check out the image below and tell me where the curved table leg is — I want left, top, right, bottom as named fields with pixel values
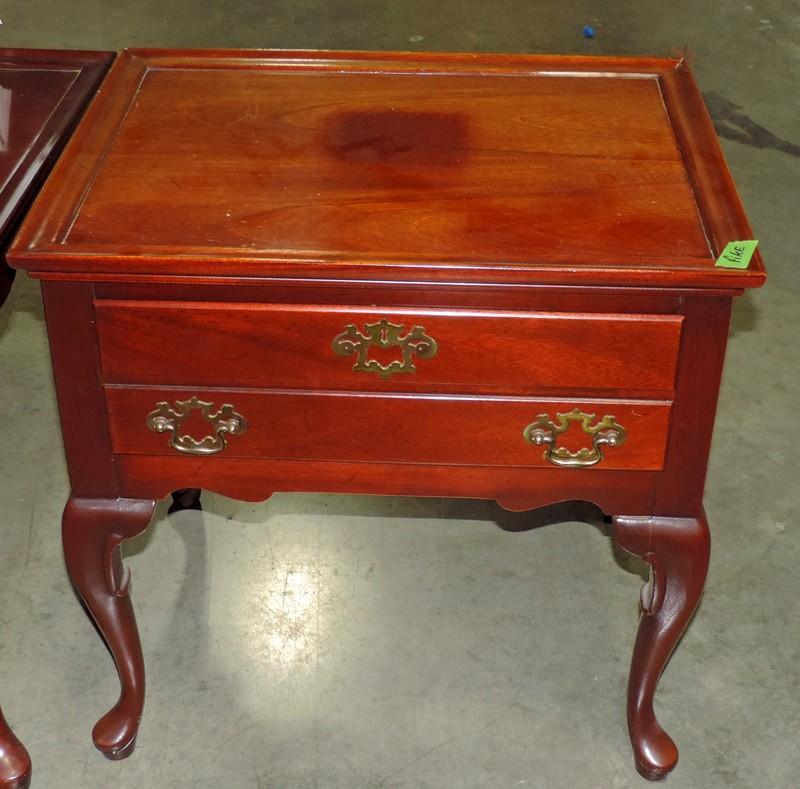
left=612, top=513, right=710, bottom=780
left=0, top=708, right=30, bottom=789
left=168, top=488, right=202, bottom=515
left=63, top=497, right=155, bottom=760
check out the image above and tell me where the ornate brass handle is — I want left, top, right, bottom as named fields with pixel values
left=146, top=396, right=247, bottom=456
left=523, top=408, right=626, bottom=468
left=332, top=319, right=438, bottom=380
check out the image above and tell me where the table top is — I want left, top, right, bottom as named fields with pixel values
left=9, top=49, right=764, bottom=289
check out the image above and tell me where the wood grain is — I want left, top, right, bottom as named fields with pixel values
left=95, top=301, right=682, bottom=395
left=7, top=49, right=765, bottom=289
left=105, top=387, right=672, bottom=471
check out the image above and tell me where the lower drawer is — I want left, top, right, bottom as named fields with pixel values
left=105, top=387, right=671, bottom=471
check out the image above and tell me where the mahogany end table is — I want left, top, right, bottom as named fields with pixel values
left=0, top=47, right=113, bottom=789
left=8, top=49, right=765, bottom=780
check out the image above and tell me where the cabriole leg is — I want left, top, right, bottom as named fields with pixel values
left=0, top=708, right=30, bottom=789
left=62, top=497, right=155, bottom=760
left=612, top=513, right=710, bottom=780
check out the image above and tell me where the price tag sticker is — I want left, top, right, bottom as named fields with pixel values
left=715, top=240, right=758, bottom=269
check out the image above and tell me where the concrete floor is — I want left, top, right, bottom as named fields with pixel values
left=1, top=1, right=798, bottom=787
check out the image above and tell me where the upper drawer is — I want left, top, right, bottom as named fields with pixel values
left=95, top=301, right=682, bottom=395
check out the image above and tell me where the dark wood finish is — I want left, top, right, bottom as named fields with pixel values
left=613, top=514, right=711, bottom=780
left=62, top=497, right=156, bottom=759
left=7, top=50, right=765, bottom=778
left=0, top=708, right=30, bottom=789
left=0, top=49, right=113, bottom=305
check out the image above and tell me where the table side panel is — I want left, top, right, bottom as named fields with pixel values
left=653, top=293, right=733, bottom=514
left=40, top=280, right=118, bottom=497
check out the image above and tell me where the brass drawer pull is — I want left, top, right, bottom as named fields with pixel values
left=146, top=396, right=247, bottom=456
left=523, top=408, right=626, bottom=468
left=332, top=319, right=438, bottom=380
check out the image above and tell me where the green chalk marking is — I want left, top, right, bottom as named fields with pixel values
left=715, top=240, right=758, bottom=269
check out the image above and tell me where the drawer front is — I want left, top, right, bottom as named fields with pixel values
left=105, top=387, right=672, bottom=471
left=96, top=301, right=682, bottom=395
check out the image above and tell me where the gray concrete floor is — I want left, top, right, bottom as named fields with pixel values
left=1, top=1, right=798, bottom=787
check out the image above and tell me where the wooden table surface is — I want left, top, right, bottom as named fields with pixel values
left=12, top=49, right=764, bottom=289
